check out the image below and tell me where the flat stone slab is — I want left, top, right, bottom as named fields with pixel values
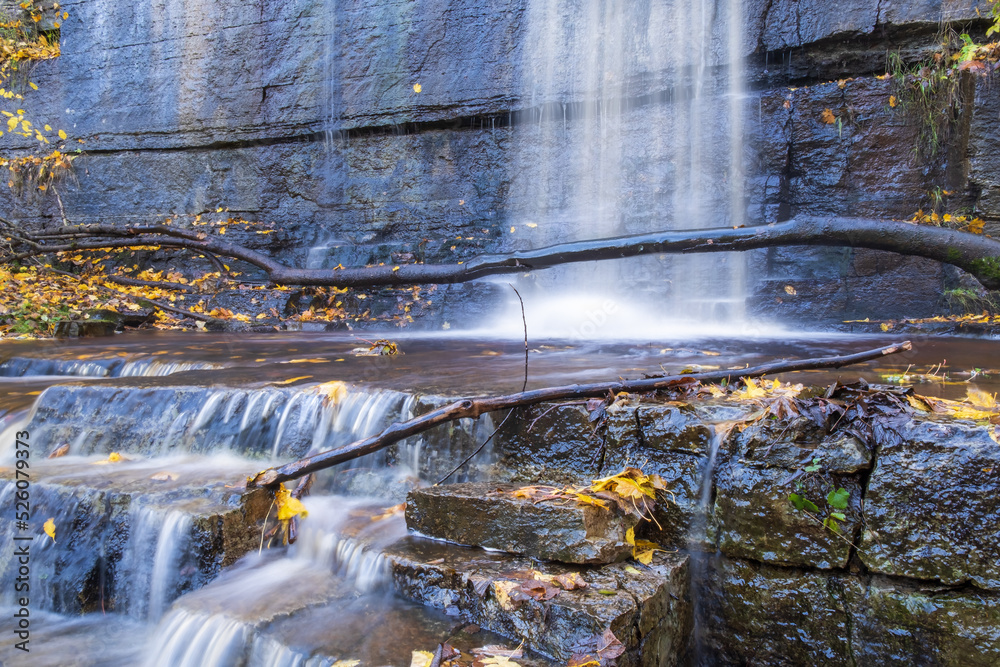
left=385, top=536, right=691, bottom=666
left=406, top=482, right=641, bottom=564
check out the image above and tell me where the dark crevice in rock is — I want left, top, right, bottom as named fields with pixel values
left=748, top=19, right=993, bottom=89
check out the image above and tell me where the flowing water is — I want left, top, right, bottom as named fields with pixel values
left=1, top=331, right=998, bottom=665
left=504, top=0, right=749, bottom=337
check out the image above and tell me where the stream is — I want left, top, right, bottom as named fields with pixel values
left=0, top=331, right=997, bottom=665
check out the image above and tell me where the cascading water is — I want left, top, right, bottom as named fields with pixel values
left=503, top=0, right=749, bottom=338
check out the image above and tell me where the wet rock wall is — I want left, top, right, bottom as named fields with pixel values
left=3, top=0, right=999, bottom=325
left=493, top=400, right=1000, bottom=664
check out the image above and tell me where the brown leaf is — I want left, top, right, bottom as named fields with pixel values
left=597, top=629, right=626, bottom=661
left=568, top=655, right=600, bottom=667
left=519, top=578, right=561, bottom=601
left=48, top=443, right=69, bottom=458
left=554, top=572, right=588, bottom=590
left=820, top=108, right=836, bottom=124
left=439, top=643, right=461, bottom=661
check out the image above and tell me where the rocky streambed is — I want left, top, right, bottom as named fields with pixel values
left=0, top=333, right=997, bottom=665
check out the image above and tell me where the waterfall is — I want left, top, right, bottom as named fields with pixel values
left=116, top=506, right=194, bottom=620
left=506, top=0, right=748, bottom=337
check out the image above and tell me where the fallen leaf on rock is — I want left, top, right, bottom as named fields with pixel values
left=568, top=654, right=600, bottom=667
left=331, top=661, right=360, bottom=667
left=493, top=580, right=521, bottom=611
left=476, top=657, right=521, bottom=667
left=410, top=650, right=435, bottom=667
left=43, top=517, right=56, bottom=543
left=519, top=577, right=560, bottom=601
left=48, top=443, right=69, bottom=458
left=597, top=629, right=625, bottom=661
left=820, top=108, right=836, bottom=124
left=554, top=572, right=588, bottom=590
left=149, top=471, right=178, bottom=482
left=439, top=643, right=461, bottom=661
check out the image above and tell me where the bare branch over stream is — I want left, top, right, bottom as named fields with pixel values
left=5, top=217, right=1000, bottom=290
left=247, top=341, right=912, bottom=488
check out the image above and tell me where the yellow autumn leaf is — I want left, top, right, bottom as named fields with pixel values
left=889, top=95, right=897, bottom=108
left=632, top=538, right=662, bottom=565
left=272, top=376, right=313, bottom=385
left=43, top=517, right=56, bottom=543
left=29, top=82, right=37, bottom=90
left=571, top=492, right=609, bottom=509
left=481, top=657, right=521, bottom=667
left=275, top=483, right=309, bottom=521
left=410, top=651, right=434, bottom=667
left=313, top=380, right=348, bottom=402
left=413, top=83, right=422, bottom=93
left=493, top=580, right=520, bottom=611
left=967, top=388, right=998, bottom=409
left=733, top=377, right=768, bottom=400
left=58, top=129, right=67, bottom=140
left=820, top=108, right=836, bottom=124
left=949, top=406, right=995, bottom=421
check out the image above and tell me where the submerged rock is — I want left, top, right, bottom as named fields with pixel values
left=386, top=535, right=691, bottom=666
left=406, top=482, right=639, bottom=564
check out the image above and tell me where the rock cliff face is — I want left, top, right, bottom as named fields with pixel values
left=3, top=0, right=998, bottom=324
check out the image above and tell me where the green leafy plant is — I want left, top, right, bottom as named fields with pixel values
left=787, top=457, right=852, bottom=536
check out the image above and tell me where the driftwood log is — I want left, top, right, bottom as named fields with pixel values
left=247, top=341, right=912, bottom=488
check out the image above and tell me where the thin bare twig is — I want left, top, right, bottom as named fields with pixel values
left=435, top=284, right=530, bottom=485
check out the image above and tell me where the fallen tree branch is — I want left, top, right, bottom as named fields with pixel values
left=4, top=217, right=1000, bottom=289
left=247, top=341, right=912, bottom=488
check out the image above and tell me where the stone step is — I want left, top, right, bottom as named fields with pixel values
left=0, top=456, right=270, bottom=616
left=406, top=482, right=643, bottom=564
left=385, top=535, right=691, bottom=666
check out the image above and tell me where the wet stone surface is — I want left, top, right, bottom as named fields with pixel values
left=495, top=404, right=606, bottom=486
left=696, top=555, right=1000, bottom=666
left=0, top=459, right=270, bottom=614
left=385, top=536, right=691, bottom=666
left=604, top=404, right=720, bottom=549
left=406, top=482, right=639, bottom=564
left=860, top=417, right=1000, bottom=590
left=712, top=463, right=862, bottom=569
left=712, top=416, right=866, bottom=569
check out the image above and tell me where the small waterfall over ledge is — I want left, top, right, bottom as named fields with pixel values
left=503, top=0, right=749, bottom=337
